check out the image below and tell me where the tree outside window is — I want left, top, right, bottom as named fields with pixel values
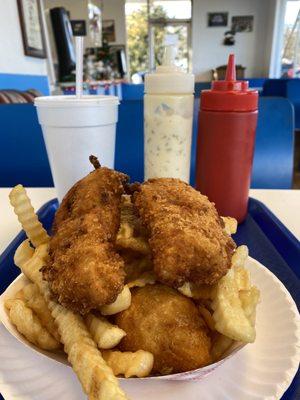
left=126, top=2, right=191, bottom=79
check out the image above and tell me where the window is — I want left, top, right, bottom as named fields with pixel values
left=149, top=1, right=192, bottom=19
left=281, top=1, right=300, bottom=77
left=125, top=0, right=192, bottom=80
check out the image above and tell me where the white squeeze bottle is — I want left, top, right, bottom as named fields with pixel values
left=144, top=45, right=195, bottom=182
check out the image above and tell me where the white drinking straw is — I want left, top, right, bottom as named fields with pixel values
left=75, top=36, right=84, bottom=98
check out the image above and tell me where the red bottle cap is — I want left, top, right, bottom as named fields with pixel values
left=201, top=54, right=258, bottom=112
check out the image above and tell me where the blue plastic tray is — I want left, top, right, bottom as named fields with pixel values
left=0, top=197, right=299, bottom=400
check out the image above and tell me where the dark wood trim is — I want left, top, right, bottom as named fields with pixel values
left=17, top=0, right=46, bottom=59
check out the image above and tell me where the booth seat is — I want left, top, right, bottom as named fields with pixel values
left=261, top=79, right=289, bottom=97
left=286, top=79, right=300, bottom=130
left=0, top=73, right=49, bottom=96
left=0, top=97, right=294, bottom=190
left=262, top=78, right=300, bottom=129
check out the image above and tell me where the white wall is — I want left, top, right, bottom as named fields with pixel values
left=192, top=0, right=276, bottom=81
left=0, top=0, right=47, bottom=75
left=102, top=0, right=126, bottom=45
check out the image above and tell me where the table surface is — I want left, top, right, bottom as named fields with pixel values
left=0, top=188, right=299, bottom=254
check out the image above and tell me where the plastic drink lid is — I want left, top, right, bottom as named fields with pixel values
left=145, top=45, right=194, bottom=94
left=34, top=95, right=119, bottom=108
left=201, top=54, right=258, bottom=112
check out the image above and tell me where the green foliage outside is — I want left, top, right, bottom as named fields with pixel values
left=126, top=5, right=188, bottom=77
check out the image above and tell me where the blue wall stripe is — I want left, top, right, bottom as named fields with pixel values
left=0, top=73, right=49, bottom=95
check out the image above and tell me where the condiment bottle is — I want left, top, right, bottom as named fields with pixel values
left=144, top=45, right=195, bottom=182
left=195, top=54, right=258, bottom=223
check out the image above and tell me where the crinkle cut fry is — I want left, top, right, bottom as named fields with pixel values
left=18, top=283, right=61, bottom=342
left=85, top=314, right=126, bottom=350
left=6, top=298, right=60, bottom=350
left=14, top=240, right=128, bottom=400
left=102, top=350, right=154, bottom=378
left=9, top=184, right=49, bottom=247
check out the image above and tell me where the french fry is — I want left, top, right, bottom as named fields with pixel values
left=232, top=246, right=250, bottom=290
left=116, top=195, right=150, bottom=254
left=199, top=304, right=215, bottom=331
left=100, top=286, right=131, bottom=316
left=17, top=282, right=39, bottom=299
left=8, top=298, right=60, bottom=350
left=4, top=299, right=16, bottom=310
left=221, top=216, right=238, bottom=235
left=102, top=350, right=154, bottom=378
left=51, top=303, right=127, bottom=399
left=10, top=284, right=60, bottom=342
left=18, top=283, right=60, bottom=342
left=231, top=245, right=248, bottom=269
left=177, top=282, right=193, bottom=297
left=9, top=185, right=49, bottom=248
left=212, top=270, right=256, bottom=343
left=14, top=239, right=34, bottom=268
left=116, top=235, right=150, bottom=255
left=234, top=266, right=251, bottom=291
left=178, top=282, right=213, bottom=300
left=15, top=240, right=128, bottom=400
left=211, top=333, right=233, bottom=362
left=85, top=314, right=126, bottom=350
left=239, top=286, right=260, bottom=326
left=14, top=241, right=48, bottom=288
left=127, top=271, right=156, bottom=288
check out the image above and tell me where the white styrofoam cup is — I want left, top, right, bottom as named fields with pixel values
left=35, top=95, right=119, bottom=201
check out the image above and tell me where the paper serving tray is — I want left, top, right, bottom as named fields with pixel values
left=0, top=197, right=299, bottom=398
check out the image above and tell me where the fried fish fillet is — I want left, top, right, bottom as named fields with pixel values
left=133, top=178, right=236, bottom=287
left=43, top=160, right=128, bottom=314
left=116, top=284, right=211, bottom=374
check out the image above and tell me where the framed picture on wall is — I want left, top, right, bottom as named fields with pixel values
left=207, top=12, right=228, bottom=27
left=232, top=16, right=254, bottom=33
left=17, top=0, right=46, bottom=58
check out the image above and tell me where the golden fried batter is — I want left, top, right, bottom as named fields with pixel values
left=116, top=284, right=211, bottom=374
left=133, top=178, right=235, bottom=287
left=119, top=249, right=153, bottom=284
left=43, top=162, right=128, bottom=314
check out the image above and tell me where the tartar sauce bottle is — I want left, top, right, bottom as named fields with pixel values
left=144, top=45, right=195, bottom=182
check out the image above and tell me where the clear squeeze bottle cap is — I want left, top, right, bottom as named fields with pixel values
left=145, top=45, right=194, bottom=94
left=201, top=54, right=258, bottom=112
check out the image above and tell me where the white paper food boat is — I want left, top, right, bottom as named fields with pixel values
left=0, top=273, right=246, bottom=382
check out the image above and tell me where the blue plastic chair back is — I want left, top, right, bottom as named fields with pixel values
left=0, top=96, right=294, bottom=189
left=286, top=79, right=300, bottom=129
left=194, top=82, right=211, bottom=98
left=115, top=99, right=144, bottom=182
left=120, top=83, right=144, bottom=100
left=261, top=79, right=288, bottom=97
left=0, top=104, right=53, bottom=187
left=246, top=78, right=266, bottom=89
left=251, top=97, right=294, bottom=188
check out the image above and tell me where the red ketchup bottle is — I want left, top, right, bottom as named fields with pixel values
left=195, top=54, right=258, bottom=223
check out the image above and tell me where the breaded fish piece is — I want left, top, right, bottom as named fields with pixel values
left=43, top=160, right=128, bottom=314
left=116, top=284, right=211, bottom=374
left=133, top=178, right=235, bottom=287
